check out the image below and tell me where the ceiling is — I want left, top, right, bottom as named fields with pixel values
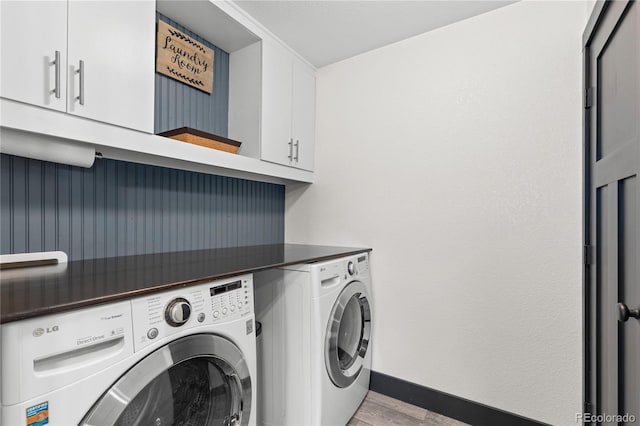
left=235, top=1, right=516, bottom=68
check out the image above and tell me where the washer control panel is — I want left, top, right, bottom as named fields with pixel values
left=210, top=278, right=249, bottom=320
left=131, top=274, right=253, bottom=351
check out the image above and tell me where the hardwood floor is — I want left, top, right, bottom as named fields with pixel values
left=348, top=391, right=469, bottom=426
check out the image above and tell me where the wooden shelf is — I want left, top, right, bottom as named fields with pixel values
left=158, top=127, right=242, bottom=154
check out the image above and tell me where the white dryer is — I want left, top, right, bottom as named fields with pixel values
left=1, top=274, right=257, bottom=426
left=255, top=253, right=373, bottom=426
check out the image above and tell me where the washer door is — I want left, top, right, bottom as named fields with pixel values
left=80, top=334, right=252, bottom=426
left=325, top=280, right=372, bottom=388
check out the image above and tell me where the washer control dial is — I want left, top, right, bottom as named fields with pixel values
left=165, top=297, right=192, bottom=327
left=347, top=261, right=355, bottom=276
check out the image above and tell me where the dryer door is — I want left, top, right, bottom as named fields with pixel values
left=325, top=280, right=372, bottom=388
left=80, top=334, right=252, bottom=426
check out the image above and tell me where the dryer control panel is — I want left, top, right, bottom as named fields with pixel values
left=131, top=274, right=253, bottom=352
left=316, top=253, right=370, bottom=281
left=355, top=253, right=370, bottom=275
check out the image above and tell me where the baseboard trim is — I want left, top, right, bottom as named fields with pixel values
left=369, top=371, right=548, bottom=426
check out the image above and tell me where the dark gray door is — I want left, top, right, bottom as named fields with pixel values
left=585, top=0, right=639, bottom=422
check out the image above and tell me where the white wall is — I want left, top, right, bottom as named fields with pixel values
left=285, top=2, right=592, bottom=425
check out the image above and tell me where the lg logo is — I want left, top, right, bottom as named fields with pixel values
left=32, top=326, right=59, bottom=337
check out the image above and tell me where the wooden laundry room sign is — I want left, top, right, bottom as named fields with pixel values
left=156, top=20, right=214, bottom=94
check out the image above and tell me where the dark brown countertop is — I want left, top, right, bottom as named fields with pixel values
left=0, top=244, right=371, bottom=323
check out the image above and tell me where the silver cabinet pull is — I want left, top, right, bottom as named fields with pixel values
left=294, top=140, right=299, bottom=162
left=287, top=138, right=293, bottom=161
left=52, top=51, right=61, bottom=99
left=76, top=60, right=84, bottom=105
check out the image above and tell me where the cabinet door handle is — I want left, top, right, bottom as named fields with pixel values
left=52, top=51, right=61, bottom=99
left=288, top=138, right=293, bottom=161
left=76, top=60, right=85, bottom=105
left=294, top=140, right=299, bottom=162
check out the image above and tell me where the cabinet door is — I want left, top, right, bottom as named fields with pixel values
left=0, top=1, right=67, bottom=112
left=291, top=60, right=315, bottom=171
left=67, top=0, right=154, bottom=133
left=261, top=39, right=293, bottom=166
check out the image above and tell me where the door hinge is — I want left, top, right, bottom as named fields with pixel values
left=584, top=245, right=595, bottom=265
left=584, top=87, right=593, bottom=109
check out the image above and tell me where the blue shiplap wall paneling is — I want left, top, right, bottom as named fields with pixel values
left=0, top=154, right=285, bottom=261
left=155, top=13, right=230, bottom=137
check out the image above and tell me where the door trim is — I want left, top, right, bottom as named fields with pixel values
left=582, top=0, right=635, bottom=418
left=583, top=2, right=608, bottom=417
left=582, top=3, right=605, bottom=416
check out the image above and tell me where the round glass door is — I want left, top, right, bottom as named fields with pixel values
left=81, top=334, right=252, bottom=426
left=325, top=281, right=371, bottom=388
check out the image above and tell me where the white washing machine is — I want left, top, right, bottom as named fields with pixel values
left=1, top=274, right=257, bottom=426
left=255, top=253, right=373, bottom=426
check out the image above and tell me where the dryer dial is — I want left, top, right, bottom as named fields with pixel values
left=165, top=298, right=192, bottom=327
left=347, top=261, right=355, bottom=276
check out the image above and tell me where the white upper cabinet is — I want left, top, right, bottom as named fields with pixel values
left=0, top=1, right=68, bottom=112
left=262, top=40, right=294, bottom=166
left=0, top=0, right=315, bottom=185
left=291, top=61, right=316, bottom=171
left=261, top=39, right=315, bottom=171
left=0, top=1, right=154, bottom=133
left=67, top=1, right=155, bottom=133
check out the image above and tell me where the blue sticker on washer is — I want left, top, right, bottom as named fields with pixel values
left=26, top=401, right=49, bottom=426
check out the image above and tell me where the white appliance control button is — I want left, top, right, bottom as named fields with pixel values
left=165, top=298, right=192, bottom=327
left=147, top=328, right=158, bottom=339
left=213, top=311, right=220, bottom=318
left=230, top=305, right=236, bottom=312
left=238, top=302, right=243, bottom=308
left=222, top=307, right=228, bottom=315
left=197, top=313, right=205, bottom=323
left=347, top=261, right=355, bottom=275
